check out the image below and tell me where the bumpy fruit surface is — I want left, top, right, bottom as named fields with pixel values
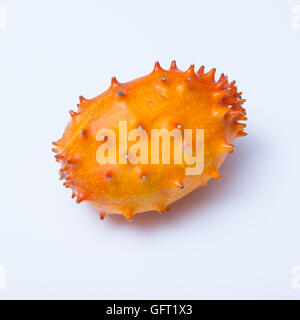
left=53, top=61, right=247, bottom=221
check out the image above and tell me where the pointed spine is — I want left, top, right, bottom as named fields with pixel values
left=185, top=64, right=195, bottom=76
left=233, top=98, right=246, bottom=106
left=224, top=80, right=236, bottom=89
left=52, top=141, right=60, bottom=147
left=153, top=61, right=163, bottom=72
left=234, top=122, right=247, bottom=131
left=225, top=109, right=241, bottom=121
left=216, top=74, right=228, bottom=89
left=76, top=193, right=87, bottom=204
left=197, top=66, right=205, bottom=75
left=121, top=208, right=135, bottom=221
left=60, top=165, right=69, bottom=172
left=99, top=212, right=106, bottom=220
left=208, top=167, right=222, bottom=179
left=202, top=68, right=216, bottom=82
left=79, top=96, right=87, bottom=104
left=69, top=110, right=78, bottom=117
left=221, top=143, right=234, bottom=153
left=110, top=76, right=120, bottom=88
left=170, top=60, right=178, bottom=71
left=236, top=131, right=247, bottom=137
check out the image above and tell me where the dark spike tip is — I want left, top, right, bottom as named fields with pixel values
left=186, top=64, right=195, bottom=75
left=99, top=212, right=106, bottom=220
left=52, top=141, right=59, bottom=147
left=153, top=61, right=163, bottom=72
left=111, top=76, right=120, bottom=88
left=79, top=96, right=87, bottom=103
left=170, top=60, right=178, bottom=70
left=197, top=66, right=205, bottom=75
left=69, top=110, right=77, bottom=117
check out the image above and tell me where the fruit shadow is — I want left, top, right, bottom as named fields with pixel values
left=105, top=135, right=254, bottom=229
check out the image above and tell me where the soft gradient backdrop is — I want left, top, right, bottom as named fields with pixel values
left=0, top=0, right=299, bottom=299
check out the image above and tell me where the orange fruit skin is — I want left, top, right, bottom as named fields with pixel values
left=53, top=61, right=247, bottom=221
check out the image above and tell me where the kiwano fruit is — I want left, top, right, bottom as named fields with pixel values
left=53, top=61, right=247, bottom=221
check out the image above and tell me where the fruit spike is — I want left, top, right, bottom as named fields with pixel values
left=170, top=60, right=178, bottom=71
left=53, top=61, right=247, bottom=222
left=110, top=76, right=120, bottom=88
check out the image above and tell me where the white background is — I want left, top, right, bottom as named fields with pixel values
left=0, top=0, right=300, bottom=299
